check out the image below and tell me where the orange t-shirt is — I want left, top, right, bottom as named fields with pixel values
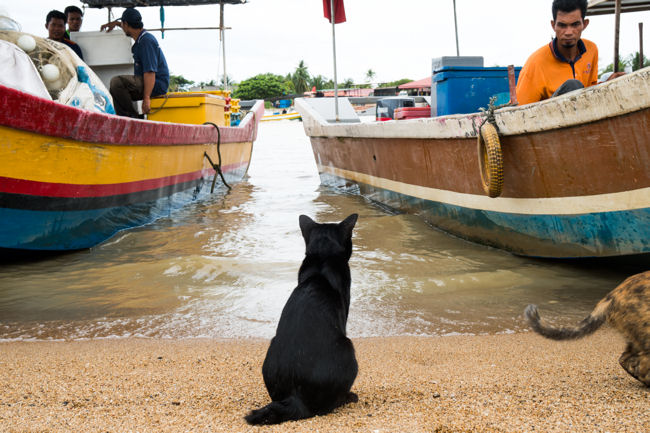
left=516, top=38, right=598, bottom=105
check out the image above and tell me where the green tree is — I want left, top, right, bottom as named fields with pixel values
left=292, top=60, right=310, bottom=94
left=309, top=74, right=329, bottom=90
left=365, top=69, right=376, bottom=84
left=219, top=75, right=236, bottom=89
left=600, top=51, right=650, bottom=77
left=169, top=74, right=194, bottom=92
left=284, top=74, right=296, bottom=93
left=385, top=78, right=413, bottom=87
left=198, top=79, right=217, bottom=88
left=626, top=52, right=650, bottom=71
left=233, top=73, right=290, bottom=100
left=341, top=78, right=354, bottom=88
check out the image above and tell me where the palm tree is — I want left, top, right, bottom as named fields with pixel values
left=198, top=79, right=217, bottom=89
left=219, top=75, right=235, bottom=90
left=292, top=60, right=310, bottom=94
left=341, top=78, right=354, bottom=89
left=365, top=69, right=376, bottom=84
left=309, top=75, right=328, bottom=91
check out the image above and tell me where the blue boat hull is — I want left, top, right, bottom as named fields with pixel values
left=322, top=173, right=650, bottom=259
left=0, top=180, right=215, bottom=251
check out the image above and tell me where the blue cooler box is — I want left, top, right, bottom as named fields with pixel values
left=431, top=66, right=521, bottom=116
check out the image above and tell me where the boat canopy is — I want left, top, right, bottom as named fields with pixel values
left=587, top=0, right=650, bottom=15
left=80, top=0, right=246, bottom=8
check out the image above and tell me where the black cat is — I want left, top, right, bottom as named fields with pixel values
left=244, top=214, right=359, bottom=425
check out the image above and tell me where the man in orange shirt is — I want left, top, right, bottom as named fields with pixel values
left=516, top=0, right=623, bottom=105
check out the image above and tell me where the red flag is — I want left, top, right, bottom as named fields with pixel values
left=323, top=0, right=346, bottom=24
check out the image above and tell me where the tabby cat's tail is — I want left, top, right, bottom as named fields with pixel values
left=524, top=299, right=610, bottom=340
left=244, top=395, right=311, bottom=425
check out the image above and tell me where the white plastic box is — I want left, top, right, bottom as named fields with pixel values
left=71, top=30, right=133, bottom=89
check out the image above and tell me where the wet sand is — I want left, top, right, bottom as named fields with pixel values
left=1, top=330, right=648, bottom=432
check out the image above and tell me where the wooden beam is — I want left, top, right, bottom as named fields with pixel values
left=641, top=22, right=645, bottom=70
left=614, top=0, right=622, bottom=72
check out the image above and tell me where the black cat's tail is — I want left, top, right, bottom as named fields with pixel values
left=524, top=299, right=609, bottom=340
left=244, top=395, right=311, bottom=425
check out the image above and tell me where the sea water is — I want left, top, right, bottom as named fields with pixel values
left=0, top=121, right=645, bottom=341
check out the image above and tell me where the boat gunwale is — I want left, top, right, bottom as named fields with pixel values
left=0, top=84, right=264, bottom=147
left=296, top=66, right=650, bottom=139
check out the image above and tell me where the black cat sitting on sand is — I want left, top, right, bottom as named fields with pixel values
left=245, top=214, right=359, bottom=425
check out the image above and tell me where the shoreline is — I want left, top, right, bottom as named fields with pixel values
left=1, top=330, right=648, bottom=432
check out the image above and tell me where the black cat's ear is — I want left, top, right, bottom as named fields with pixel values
left=299, top=215, right=317, bottom=241
left=339, top=213, right=358, bottom=239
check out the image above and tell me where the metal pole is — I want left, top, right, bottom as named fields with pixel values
left=640, top=22, right=645, bottom=70
left=220, top=1, right=228, bottom=91
left=453, top=0, right=460, bottom=56
left=614, top=0, right=621, bottom=72
left=331, top=0, right=339, bottom=122
left=147, top=27, right=223, bottom=32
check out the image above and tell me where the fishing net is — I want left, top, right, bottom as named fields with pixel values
left=0, top=30, right=114, bottom=113
left=0, top=30, right=77, bottom=100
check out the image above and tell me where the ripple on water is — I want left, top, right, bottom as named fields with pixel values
left=0, top=121, right=645, bottom=341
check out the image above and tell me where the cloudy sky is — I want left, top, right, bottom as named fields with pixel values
left=3, top=0, right=649, bottom=85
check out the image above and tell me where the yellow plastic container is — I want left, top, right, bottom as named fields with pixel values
left=197, top=90, right=238, bottom=117
left=149, top=92, right=228, bottom=126
left=230, top=98, right=240, bottom=114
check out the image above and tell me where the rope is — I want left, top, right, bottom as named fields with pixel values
left=477, top=94, right=518, bottom=137
left=147, top=92, right=170, bottom=116
left=202, top=122, right=231, bottom=192
left=479, top=96, right=501, bottom=129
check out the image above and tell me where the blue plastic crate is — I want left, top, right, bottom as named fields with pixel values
left=431, top=66, right=521, bottom=116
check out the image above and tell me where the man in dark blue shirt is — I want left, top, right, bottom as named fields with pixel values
left=101, top=8, right=169, bottom=118
left=45, top=10, right=84, bottom=60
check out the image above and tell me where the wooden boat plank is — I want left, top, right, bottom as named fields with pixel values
left=296, top=68, right=650, bottom=258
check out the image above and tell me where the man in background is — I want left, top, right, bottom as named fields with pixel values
left=64, top=5, right=83, bottom=39
left=45, top=9, right=83, bottom=60
left=516, top=0, right=623, bottom=105
left=101, top=8, right=169, bottom=118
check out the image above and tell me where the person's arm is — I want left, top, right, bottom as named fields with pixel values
left=142, top=71, right=156, bottom=114
left=100, top=20, right=121, bottom=32
left=606, top=72, right=626, bottom=81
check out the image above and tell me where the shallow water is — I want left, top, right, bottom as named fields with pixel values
left=0, top=120, right=646, bottom=341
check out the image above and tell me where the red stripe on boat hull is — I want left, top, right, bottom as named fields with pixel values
left=0, top=162, right=247, bottom=198
left=0, top=85, right=258, bottom=146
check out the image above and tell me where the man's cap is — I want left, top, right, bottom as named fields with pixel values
left=119, top=8, right=142, bottom=26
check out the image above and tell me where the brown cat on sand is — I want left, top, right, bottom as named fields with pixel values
left=525, top=270, right=650, bottom=386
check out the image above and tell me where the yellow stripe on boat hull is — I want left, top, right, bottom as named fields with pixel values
left=0, top=125, right=252, bottom=185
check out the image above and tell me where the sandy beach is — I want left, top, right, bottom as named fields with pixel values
left=1, top=330, right=648, bottom=432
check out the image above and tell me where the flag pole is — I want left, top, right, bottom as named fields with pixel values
left=453, top=0, right=459, bottom=56
left=220, top=1, right=228, bottom=91
left=331, top=0, right=339, bottom=122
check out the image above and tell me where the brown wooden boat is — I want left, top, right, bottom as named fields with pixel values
left=296, top=67, right=650, bottom=258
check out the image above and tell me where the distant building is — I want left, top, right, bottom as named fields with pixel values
left=373, top=87, right=398, bottom=97
left=305, top=88, right=374, bottom=98
left=397, top=77, right=431, bottom=96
